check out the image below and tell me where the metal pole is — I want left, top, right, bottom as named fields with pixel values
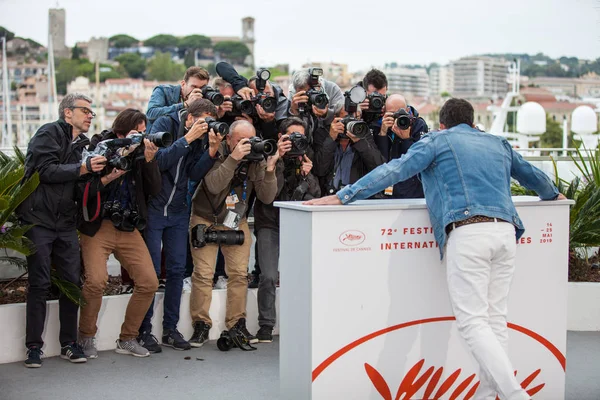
left=2, top=36, right=13, bottom=147
left=562, top=118, right=568, bottom=157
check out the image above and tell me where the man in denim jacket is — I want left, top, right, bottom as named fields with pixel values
left=307, top=98, right=566, bottom=400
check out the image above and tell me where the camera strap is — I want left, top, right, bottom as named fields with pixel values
left=82, top=180, right=101, bottom=222
left=202, top=183, right=228, bottom=224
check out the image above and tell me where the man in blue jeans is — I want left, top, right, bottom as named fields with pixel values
left=137, top=99, right=223, bottom=351
left=306, top=98, right=566, bottom=400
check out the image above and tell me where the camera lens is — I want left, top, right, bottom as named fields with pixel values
left=206, top=229, right=245, bottom=246
left=145, top=132, right=173, bottom=147
left=396, top=115, right=411, bottom=130
left=260, top=96, right=277, bottom=113
left=205, top=117, right=229, bottom=137
left=205, top=91, right=224, bottom=106
left=108, top=156, right=131, bottom=171
left=347, top=120, right=369, bottom=139
left=311, top=93, right=328, bottom=109
left=371, top=97, right=384, bottom=109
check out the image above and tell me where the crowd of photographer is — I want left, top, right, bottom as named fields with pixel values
left=18, top=62, right=430, bottom=366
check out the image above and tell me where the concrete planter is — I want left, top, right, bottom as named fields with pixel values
left=0, top=288, right=279, bottom=364
left=568, top=282, right=600, bottom=331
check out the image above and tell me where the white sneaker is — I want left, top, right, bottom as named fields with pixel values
left=214, top=276, right=228, bottom=290
left=182, top=277, right=192, bottom=293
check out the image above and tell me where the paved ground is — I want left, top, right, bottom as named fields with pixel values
left=0, top=333, right=598, bottom=399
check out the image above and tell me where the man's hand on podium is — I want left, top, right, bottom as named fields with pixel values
left=303, top=195, right=342, bottom=206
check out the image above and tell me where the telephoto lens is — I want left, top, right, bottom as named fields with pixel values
left=202, top=86, right=225, bottom=106
left=204, top=117, right=229, bottom=137
left=145, top=131, right=173, bottom=147
left=346, top=120, right=370, bottom=139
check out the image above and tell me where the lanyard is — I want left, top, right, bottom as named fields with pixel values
left=232, top=179, right=248, bottom=202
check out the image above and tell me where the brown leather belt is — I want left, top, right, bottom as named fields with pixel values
left=445, top=215, right=507, bottom=235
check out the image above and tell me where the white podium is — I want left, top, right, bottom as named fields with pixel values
left=276, top=197, right=571, bottom=400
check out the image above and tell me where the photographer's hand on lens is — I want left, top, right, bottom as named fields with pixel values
left=217, top=100, right=233, bottom=119
left=256, top=104, right=275, bottom=122
left=185, top=119, right=208, bottom=144
left=231, top=138, right=252, bottom=161
left=185, top=89, right=203, bottom=107
left=300, top=154, right=313, bottom=176
left=290, top=91, right=309, bottom=115
left=329, top=117, right=345, bottom=141
left=392, top=122, right=411, bottom=139
left=312, top=104, right=328, bottom=118
left=143, top=139, right=159, bottom=162
left=380, top=112, right=395, bottom=136
left=80, top=155, right=107, bottom=175
left=101, top=167, right=127, bottom=186
left=208, top=129, right=222, bottom=158
left=278, top=135, right=292, bottom=158
left=346, top=131, right=361, bottom=143
left=237, top=87, right=255, bottom=101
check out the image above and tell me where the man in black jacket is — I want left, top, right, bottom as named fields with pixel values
left=374, top=94, right=428, bottom=199
left=253, top=117, right=320, bottom=342
left=77, top=109, right=161, bottom=359
left=313, top=105, right=386, bottom=196
left=17, top=93, right=106, bottom=368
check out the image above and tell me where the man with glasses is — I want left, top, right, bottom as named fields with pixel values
left=374, top=94, right=428, bottom=199
left=17, top=93, right=106, bottom=367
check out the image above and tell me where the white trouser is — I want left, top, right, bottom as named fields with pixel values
left=445, top=221, right=530, bottom=400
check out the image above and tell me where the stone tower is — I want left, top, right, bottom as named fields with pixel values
left=48, top=8, right=69, bottom=59
left=241, top=17, right=255, bottom=68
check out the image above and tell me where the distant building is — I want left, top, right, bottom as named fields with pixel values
left=301, top=62, right=352, bottom=89
left=429, top=65, right=453, bottom=96
left=48, top=8, right=70, bottom=59
left=451, top=56, right=508, bottom=98
left=383, top=67, right=430, bottom=97
left=1, top=60, right=48, bottom=85
left=528, top=73, right=600, bottom=98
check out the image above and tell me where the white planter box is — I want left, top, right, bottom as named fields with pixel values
left=0, top=288, right=279, bottom=364
left=568, top=282, right=600, bottom=331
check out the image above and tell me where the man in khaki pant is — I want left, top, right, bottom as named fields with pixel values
left=77, top=109, right=161, bottom=358
left=189, top=120, right=279, bottom=348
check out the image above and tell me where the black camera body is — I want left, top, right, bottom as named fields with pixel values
left=299, top=67, right=328, bottom=114
left=393, top=109, right=414, bottom=130
left=191, top=224, right=245, bottom=248
left=243, top=137, right=277, bottom=162
left=201, top=86, right=224, bottom=106
left=204, top=117, right=229, bottom=137
left=103, top=200, right=146, bottom=232
left=362, top=92, right=386, bottom=123
left=228, top=69, right=277, bottom=117
left=284, top=132, right=309, bottom=158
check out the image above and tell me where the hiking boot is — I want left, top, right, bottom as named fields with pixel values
left=115, top=339, right=150, bottom=357
left=24, top=346, right=43, bottom=368
left=189, top=321, right=210, bottom=348
left=162, top=329, right=191, bottom=351
left=256, top=326, right=273, bottom=343
left=235, top=318, right=258, bottom=344
left=137, top=331, right=162, bottom=354
left=78, top=336, right=98, bottom=359
left=60, top=342, right=87, bottom=363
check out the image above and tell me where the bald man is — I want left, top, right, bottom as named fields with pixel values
left=188, top=120, right=279, bottom=348
left=374, top=94, right=429, bottom=199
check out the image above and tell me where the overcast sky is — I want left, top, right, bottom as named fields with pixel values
left=1, top=0, right=598, bottom=72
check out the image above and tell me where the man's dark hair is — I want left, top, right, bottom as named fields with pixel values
left=183, top=66, right=209, bottom=83
left=362, top=69, right=388, bottom=91
left=439, top=98, right=474, bottom=129
left=187, top=99, right=217, bottom=117
left=279, top=117, right=307, bottom=134
left=112, top=109, right=147, bottom=136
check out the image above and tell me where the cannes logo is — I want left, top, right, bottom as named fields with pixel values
left=339, top=230, right=366, bottom=246
left=312, top=317, right=566, bottom=399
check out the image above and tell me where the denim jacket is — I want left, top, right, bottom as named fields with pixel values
left=146, top=84, right=183, bottom=134
left=336, top=124, right=559, bottom=258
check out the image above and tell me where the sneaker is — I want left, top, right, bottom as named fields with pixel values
left=214, top=276, right=228, bottom=290
left=120, top=284, right=134, bottom=294
left=60, top=342, right=87, bottom=363
left=182, top=277, right=192, bottom=293
left=256, top=326, right=273, bottom=343
left=137, top=331, right=162, bottom=354
left=78, top=336, right=98, bottom=359
left=248, top=274, right=259, bottom=289
left=115, top=339, right=150, bottom=357
left=189, top=321, right=211, bottom=348
left=24, top=346, right=43, bottom=368
left=162, top=329, right=191, bottom=351
left=235, top=318, right=258, bottom=344
left=157, top=278, right=166, bottom=292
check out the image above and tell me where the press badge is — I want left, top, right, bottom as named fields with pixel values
left=384, top=186, right=393, bottom=196
left=226, top=194, right=239, bottom=210
left=223, top=210, right=241, bottom=230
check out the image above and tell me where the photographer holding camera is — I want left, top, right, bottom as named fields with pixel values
left=136, top=99, right=224, bottom=353
left=17, top=93, right=106, bottom=367
left=375, top=94, right=428, bottom=199
left=188, top=120, right=279, bottom=348
left=215, top=62, right=289, bottom=140
left=358, top=69, right=388, bottom=136
left=287, top=68, right=344, bottom=137
left=313, top=91, right=385, bottom=196
left=77, top=109, right=162, bottom=359
left=146, top=67, right=210, bottom=133
left=252, top=117, right=320, bottom=342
